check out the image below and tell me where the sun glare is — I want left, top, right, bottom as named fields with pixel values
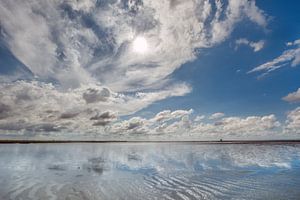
left=132, top=36, right=148, bottom=54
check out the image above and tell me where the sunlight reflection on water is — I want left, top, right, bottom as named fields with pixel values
left=0, top=143, right=300, bottom=200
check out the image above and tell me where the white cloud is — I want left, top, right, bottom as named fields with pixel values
left=67, top=0, right=96, bottom=12
left=108, top=117, right=150, bottom=135
left=0, top=0, right=272, bottom=138
left=191, top=114, right=281, bottom=139
left=151, top=109, right=193, bottom=123
left=286, top=39, right=300, bottom=46
left=219, top=115, right=280, bottom=134
left=108, top=109, right=194, bottom=136
left=0, top=81, right=190, bottom=135
left=249, top=38, right=300, bottom=74
left=106, top=111, right=282, bottom=139
left=284, top=107, right=300, bottom=134
left=160, top=115, right=192, bottom=134
left=194, top=115, right=205, bottom=122
left=235, top=38, right=265, bottom=52
left=283, top=88, right=300, bottom=103
left=0, top=86, right=294, bottom=139
left=0, top=0, right=267, bottom=91
left=209, top=112, right=225, bottom=120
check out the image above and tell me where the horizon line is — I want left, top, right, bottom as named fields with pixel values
left=0, top=139, right=300, bottom=144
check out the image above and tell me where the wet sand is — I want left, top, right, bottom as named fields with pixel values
left=1, top=143, right=300, bottom=199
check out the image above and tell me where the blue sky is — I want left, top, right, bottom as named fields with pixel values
left=137, top=1, right=300, bottom=120
left=0, top=0, right=300, bottom=140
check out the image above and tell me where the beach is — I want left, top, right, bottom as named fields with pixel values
left=0, top=142, right=300, bottom=199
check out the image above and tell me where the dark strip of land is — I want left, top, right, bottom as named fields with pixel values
left=0, top=140, right=300, bottom=144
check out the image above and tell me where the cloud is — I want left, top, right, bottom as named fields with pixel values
left=90, top=111, right=116, bottom=121
left=286, top=39, right=300, bottom=46
left=0, top=0, right=271, bottom=138
left=218, top=115, right=280, bottom=134
left=60, top=111, right=80, bottom=119
left=192, top=114, right=281, bottom=138
left=108, top=109, right=193, bottom=136
left=282, top=88, right=300, bottom=103
left=209, top=112, right=225, bottom=120
left=194, top=115, right=205, bottom=122
left=0, top=85, right=293, bottom=139
left=83, top=88, right=111, bottom=104
left=160, top=115, right=192, bottom=134
left=109, top=117, right=150, bottom=135
left=0, top=0, right=267, bottom=91
left=0, top=80, right=285, bottom=139
left=151, top=109, right=193, bottom=122
left=235, top=38, right=265, bottom=52
left=106, top=110, right=282, bottom=139
left=90, top=111, right=117, bottom=126
left=0, top=103, right=11, bottom=120
left=0, top=81, right=189, bottom=134
left=284, top=107, right=300, bottom=134
left=249, top=38, right=300, bottom=74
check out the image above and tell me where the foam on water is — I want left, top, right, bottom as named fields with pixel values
left=0, top=143, right=300, bottom=200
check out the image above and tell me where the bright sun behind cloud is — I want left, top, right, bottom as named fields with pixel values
left=132, top=36, right=148, bottom=54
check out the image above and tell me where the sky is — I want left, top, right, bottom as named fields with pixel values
left=0, top=0, right=300, bottom=140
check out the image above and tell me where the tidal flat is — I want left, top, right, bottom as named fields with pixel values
left=0, top=143, right=300, bottom=200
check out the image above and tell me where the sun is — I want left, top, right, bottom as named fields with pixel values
left=132, top=36, right=148, bottom=54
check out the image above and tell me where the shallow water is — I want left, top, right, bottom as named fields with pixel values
left=0, top=143, right=300, bottom=200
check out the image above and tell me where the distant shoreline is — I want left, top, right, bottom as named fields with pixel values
left=0, top=140, right=300, bottom=144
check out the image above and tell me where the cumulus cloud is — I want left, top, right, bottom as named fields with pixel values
left=83, top=88, right=111, bottom=104
left=216, top=115, right=279, bottom=134
left=0, top=81, right=189, bottom=135
left=90, top=111, right=116, bottom=121
left=108, top=117, right=151, bottom=135
left=194, top=115, right=205, bottom=122
left=0, top=103, right=11, bottom=120
left=235, top=38, right=265, bottom=52
left=284, top=107, right=300, bottom=134
left=107, top=110, right=282, bottom=139
left=286, top=39, right=300, bottom=46
left=108, top=109, right=193, bottom=136
left=151, top=109, right=193, bottom=123
left=0, top=82, right=292, bottom=139
left=90, top=111, right=117, bottom=126
left=0, top=80, right=287, bottom=139
left=209, top=112, right=225, bottom=120
left=190, top=114, right=281, bottom=140
left=282, top=88, right=300, bottom=103
left=249, top=38, right=300, bottom=75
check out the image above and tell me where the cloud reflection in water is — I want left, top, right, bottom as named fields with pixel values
left=0, top=143, right=300, bottom=199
